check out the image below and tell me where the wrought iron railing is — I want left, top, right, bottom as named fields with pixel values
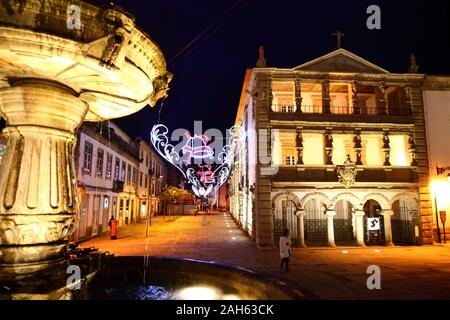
left=276, top=105, right=412, bottom=116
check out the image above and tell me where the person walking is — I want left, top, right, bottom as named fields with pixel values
left=279, top=228, right=291, bottom=271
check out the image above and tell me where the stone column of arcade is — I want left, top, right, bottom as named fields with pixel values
left=0, top=0, right=171, bottom=299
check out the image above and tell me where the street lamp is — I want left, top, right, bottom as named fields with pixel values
left=434, top=166, right=450, bottom=243
left=436, top=166, right=450, bottom=182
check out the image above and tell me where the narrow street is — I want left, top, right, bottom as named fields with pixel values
left=81, top=212, right=450, bottom=299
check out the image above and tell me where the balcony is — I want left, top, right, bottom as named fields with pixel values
left=272, top=166, right=416, bottom=184
left=270, top=105, right=413, bottom=124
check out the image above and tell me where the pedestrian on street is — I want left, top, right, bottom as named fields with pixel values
left=279, top=228, right=291, bottom=271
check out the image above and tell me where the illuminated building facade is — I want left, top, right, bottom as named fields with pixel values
left=231, top=48, right=436, bottom=248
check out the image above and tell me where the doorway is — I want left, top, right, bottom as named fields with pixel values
left=392, top=199, right=415, bottom=245
left=334, top=200, right=355, bottom=246
left=363, top=199, right=385, bottom=245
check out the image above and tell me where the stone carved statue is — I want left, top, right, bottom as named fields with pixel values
left=353, top=130, right=362, bottom=148
left=296, top=129, right=303, bottom=147
left=378, top=82, right=386, bottom=95
left=408, top=134, right=416, bottom=149
left=100, top=8, right=134, bottom=69
left=408, top=133, right=417, bottom=166
left=323, top=80, right=330, bottom=95
left=353, top=130, right=362, bottom=165
left=256, top=46, right=267, bottom=67
left=150, top=72, right=173, bottom=106
left=382, top=131, right=390, bottom=149
left=296, top=129, right=304, bottom=165
left=295, top=79, right=303, bottom=113
left=409, top=53, right=419, bottom=73
left=324, top=129, right=333, bottom=165
left=325, top=129, right=333, bottom=148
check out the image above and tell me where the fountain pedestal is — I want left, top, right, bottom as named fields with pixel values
left=0, top=81, right=86, bottom=297
left=0, top=0, right=171, bottom=299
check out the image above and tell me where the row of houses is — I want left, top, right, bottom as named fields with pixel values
left=230, top=48, right=450, bottom=248
left=71, top=121, right=175, bottom=242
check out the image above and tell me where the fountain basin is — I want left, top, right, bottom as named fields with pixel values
left=87, top=256, right=304, bottom=300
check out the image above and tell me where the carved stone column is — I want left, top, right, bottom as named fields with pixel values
left=294, top=78, right=303, bottom=113
left=0, top=81, right=87, bottom=289
left=382, top=131, right=391, bottom=166
left=381, top=209, right=394, bottom=246
left=326, top=209, right=336, bottom=247
left=354, top=129, right=363, bottom=165
left=322, top=80, right=331, bottom=114
left=324, top=129, right=333, bottom=165
left=354, top=210, right=366, bottom=246
left=295, top=128, right=304, bottom=165
left=297, top=209, right=306, bottom=247
left=351, top=80, right=360, bottom=115
left=268, top=78, right=274, bottom=112
left=408, top=133, right=417, bottom=166
left=405, top=87, right=412, bottom=115
left=376, top=82, right=386, bottom=115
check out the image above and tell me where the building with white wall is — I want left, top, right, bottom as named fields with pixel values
left=231, top=48, right=434, bottom=248
left=73, top=121, right=140, bottom=241
left=72, top=121, right=169, bottom=242
left=423, top=76, right=450, bottom=242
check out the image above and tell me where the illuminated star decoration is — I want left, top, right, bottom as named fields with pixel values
left=150, top=124, right=245, bottom=198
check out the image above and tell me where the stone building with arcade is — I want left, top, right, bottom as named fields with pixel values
left=230, top=48, right=437, bottom=248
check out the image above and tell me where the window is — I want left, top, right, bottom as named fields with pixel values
left=285, top=156, right=295, bottom=165
left=114, top=158, right=120, bottom=180
left=121, top=161, right=126, bottom=181
left=106, top=153, right=113, bottom=179
left=302, top=133, right=325, bottom=165
left=145, top=174, right=148, bottom=189
left=95, top=148, right=104, bottom=177
left=139, top=171, right=143, bottom=187
left=132, top=167, right=137, bottom=186
left=281, top=105, right=294, bottom=113
left=127, top=164, right=132, bottom=185
left=83, top=142, right=93, bottom=173
left=151, top=181, right=155, bottom=195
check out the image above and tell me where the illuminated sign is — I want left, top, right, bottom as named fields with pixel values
left=367, top=218, right=380, bottom=231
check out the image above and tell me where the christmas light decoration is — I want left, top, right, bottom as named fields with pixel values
left=150, top=124, right=245, bottom=198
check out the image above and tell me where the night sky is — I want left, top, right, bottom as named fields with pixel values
left=2, top=0, right=450, bottom=138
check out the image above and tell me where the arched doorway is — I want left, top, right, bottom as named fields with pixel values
left=392, top=199, right=416, bottom=245
left=273, top=199, right=299, bottom=246
left=334, top=200, right=355, bottom=246
left=304, top=198, right=327, bottom=246
left=363, top=199, right=385, bottom=245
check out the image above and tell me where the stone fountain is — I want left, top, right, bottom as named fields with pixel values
left=0, top=0, right=171, bottom=299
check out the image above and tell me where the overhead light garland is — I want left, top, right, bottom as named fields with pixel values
left=150, top=124, right=245, bottom=198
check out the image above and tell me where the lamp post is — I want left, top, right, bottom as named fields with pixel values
left=435, top=165, right=450, bottom=243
